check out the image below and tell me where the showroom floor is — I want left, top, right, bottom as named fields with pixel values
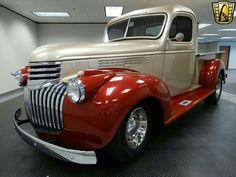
left=0, top=70, right=236, bottom=177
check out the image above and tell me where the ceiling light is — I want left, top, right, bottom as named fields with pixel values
left=219, top=28, right=236, bottom=31
left=219, top=37, right=236, bottom=39
left=32, top=12, right=70, bottom=17
left=199, top=23, right=211, bottom=29
left=201, top=34, right=219, bottom=36
left=105, top=6, right=123, bottom=17
left=198, top=37, right=205, bottom=39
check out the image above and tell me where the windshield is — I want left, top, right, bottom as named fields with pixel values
left=107, top=15, right=165, bottom=41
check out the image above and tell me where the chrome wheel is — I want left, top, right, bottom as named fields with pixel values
left=126, top=107, right=148, bottom=149
left=215, top=76, right=222, bottom=99
left=106, top=103, right=152, bottom=162
left=205, top=74, right=223, bottom=105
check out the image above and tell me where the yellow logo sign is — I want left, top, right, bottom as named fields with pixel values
left=212, top=1, right=235, bottom=24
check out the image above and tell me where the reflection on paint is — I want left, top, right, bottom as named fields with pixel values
left=121, top=88, right=131, bottom=94
left=110, top=76, right=124, bottom=82
left=106, top=87, right=116, bottom=96
left=136, top=80, right=145, bottom=84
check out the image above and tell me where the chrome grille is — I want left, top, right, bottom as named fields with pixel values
left=28, top=62, right=61, bottom=89
left=25, top=83, right=66, bottom=133
left=29, top=62, right=61, bottom=80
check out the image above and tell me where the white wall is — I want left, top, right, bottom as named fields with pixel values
left=218, top=42, right=236, bottom=69
left=0, top=6, right=38, bottom=94
left=38, top=23, right=106, bottom=46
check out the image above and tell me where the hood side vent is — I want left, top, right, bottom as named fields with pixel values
left=98, top=57, right=150, bottom=68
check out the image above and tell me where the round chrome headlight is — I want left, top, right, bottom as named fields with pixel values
left=66, top=78, right=85, bottom=104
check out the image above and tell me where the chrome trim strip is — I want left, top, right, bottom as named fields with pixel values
left=29, top=67, right=61, bottom=72
left=14, top=109, right=97, bottom=165
left=29, top=73, right=60, bottom=78
left=29, top=62, right=61, bottom=66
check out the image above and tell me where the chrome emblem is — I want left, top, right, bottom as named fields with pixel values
left=212, top=1, right=235, bottom=24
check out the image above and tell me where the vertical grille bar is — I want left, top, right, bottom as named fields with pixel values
left=51, top=84, right=63, bottom=131
left=48, top=85, right=58, bottom=129
left=25, top=83, right=66, bottom=133
left=55, top=85, right=66, bottom=130
left=38, top=89, right=45, bottom=126
left=46, top=86, right=53, bottom=128
left=30, top=91, right=37, bottom=125
left=50, top=84, right=59, bottom=130
left=24, top=90, right=33, bottom=123
left=35, top=90, right=41, bottom=126
left=59, top=86, right=66, bottom=130
left=44, top=86, right=52, bottom=129
left=42, top=87, right=49, bottom=128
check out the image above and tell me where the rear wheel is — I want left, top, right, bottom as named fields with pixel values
left=205, top=74, right=223, bottom=105
left=106, top=102, right=152, bottom=162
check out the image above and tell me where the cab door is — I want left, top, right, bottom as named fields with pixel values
left=163, top=14, right=197, bottom=96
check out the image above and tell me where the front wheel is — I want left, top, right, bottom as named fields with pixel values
left=106, top=103, right=152, bottom=162
left=205, top=74, right=223, bottom=105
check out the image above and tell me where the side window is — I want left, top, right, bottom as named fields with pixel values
left=145, top=25, right=163, bottom=36
left=108, top=20, right=128, bottom=40
left=169, top=16, right=192, bottom=42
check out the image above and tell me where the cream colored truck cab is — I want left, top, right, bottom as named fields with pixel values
left=29, top=5, right=214, bottom=96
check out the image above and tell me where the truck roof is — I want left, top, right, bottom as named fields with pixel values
left=108, top=5, right=196, bottom=25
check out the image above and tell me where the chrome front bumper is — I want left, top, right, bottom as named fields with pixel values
left=13, top=108, right=97, bottom=165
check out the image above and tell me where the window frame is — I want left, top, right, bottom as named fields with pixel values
left=105, top=13, right=168, bottom=42
left=168, top=13, right=194, bottom=44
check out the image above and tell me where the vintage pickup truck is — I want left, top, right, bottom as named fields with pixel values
left=13, top=5, right=226, bottom=164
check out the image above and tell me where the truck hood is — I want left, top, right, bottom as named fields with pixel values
left=30, top=40, right=163, bottom=62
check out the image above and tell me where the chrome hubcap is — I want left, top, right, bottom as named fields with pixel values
left=216, top=77, right=222, bottom=99
left=126, top=107, right=148, bottom=149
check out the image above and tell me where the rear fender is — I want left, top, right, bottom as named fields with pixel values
left=199, top=59, right=225, bottom=88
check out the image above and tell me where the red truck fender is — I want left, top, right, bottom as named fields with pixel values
left=199, top=59, right=226, bottom=88
left=62, top=70, right=171, bottom=149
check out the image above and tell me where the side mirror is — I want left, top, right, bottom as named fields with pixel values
left=174, top=33, right=184, bottom=42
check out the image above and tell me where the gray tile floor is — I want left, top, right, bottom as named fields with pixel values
left=0, top=70, right=236, bottom=177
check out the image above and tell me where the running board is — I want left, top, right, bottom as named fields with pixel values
left=164, top=87, right=215, bottom=125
